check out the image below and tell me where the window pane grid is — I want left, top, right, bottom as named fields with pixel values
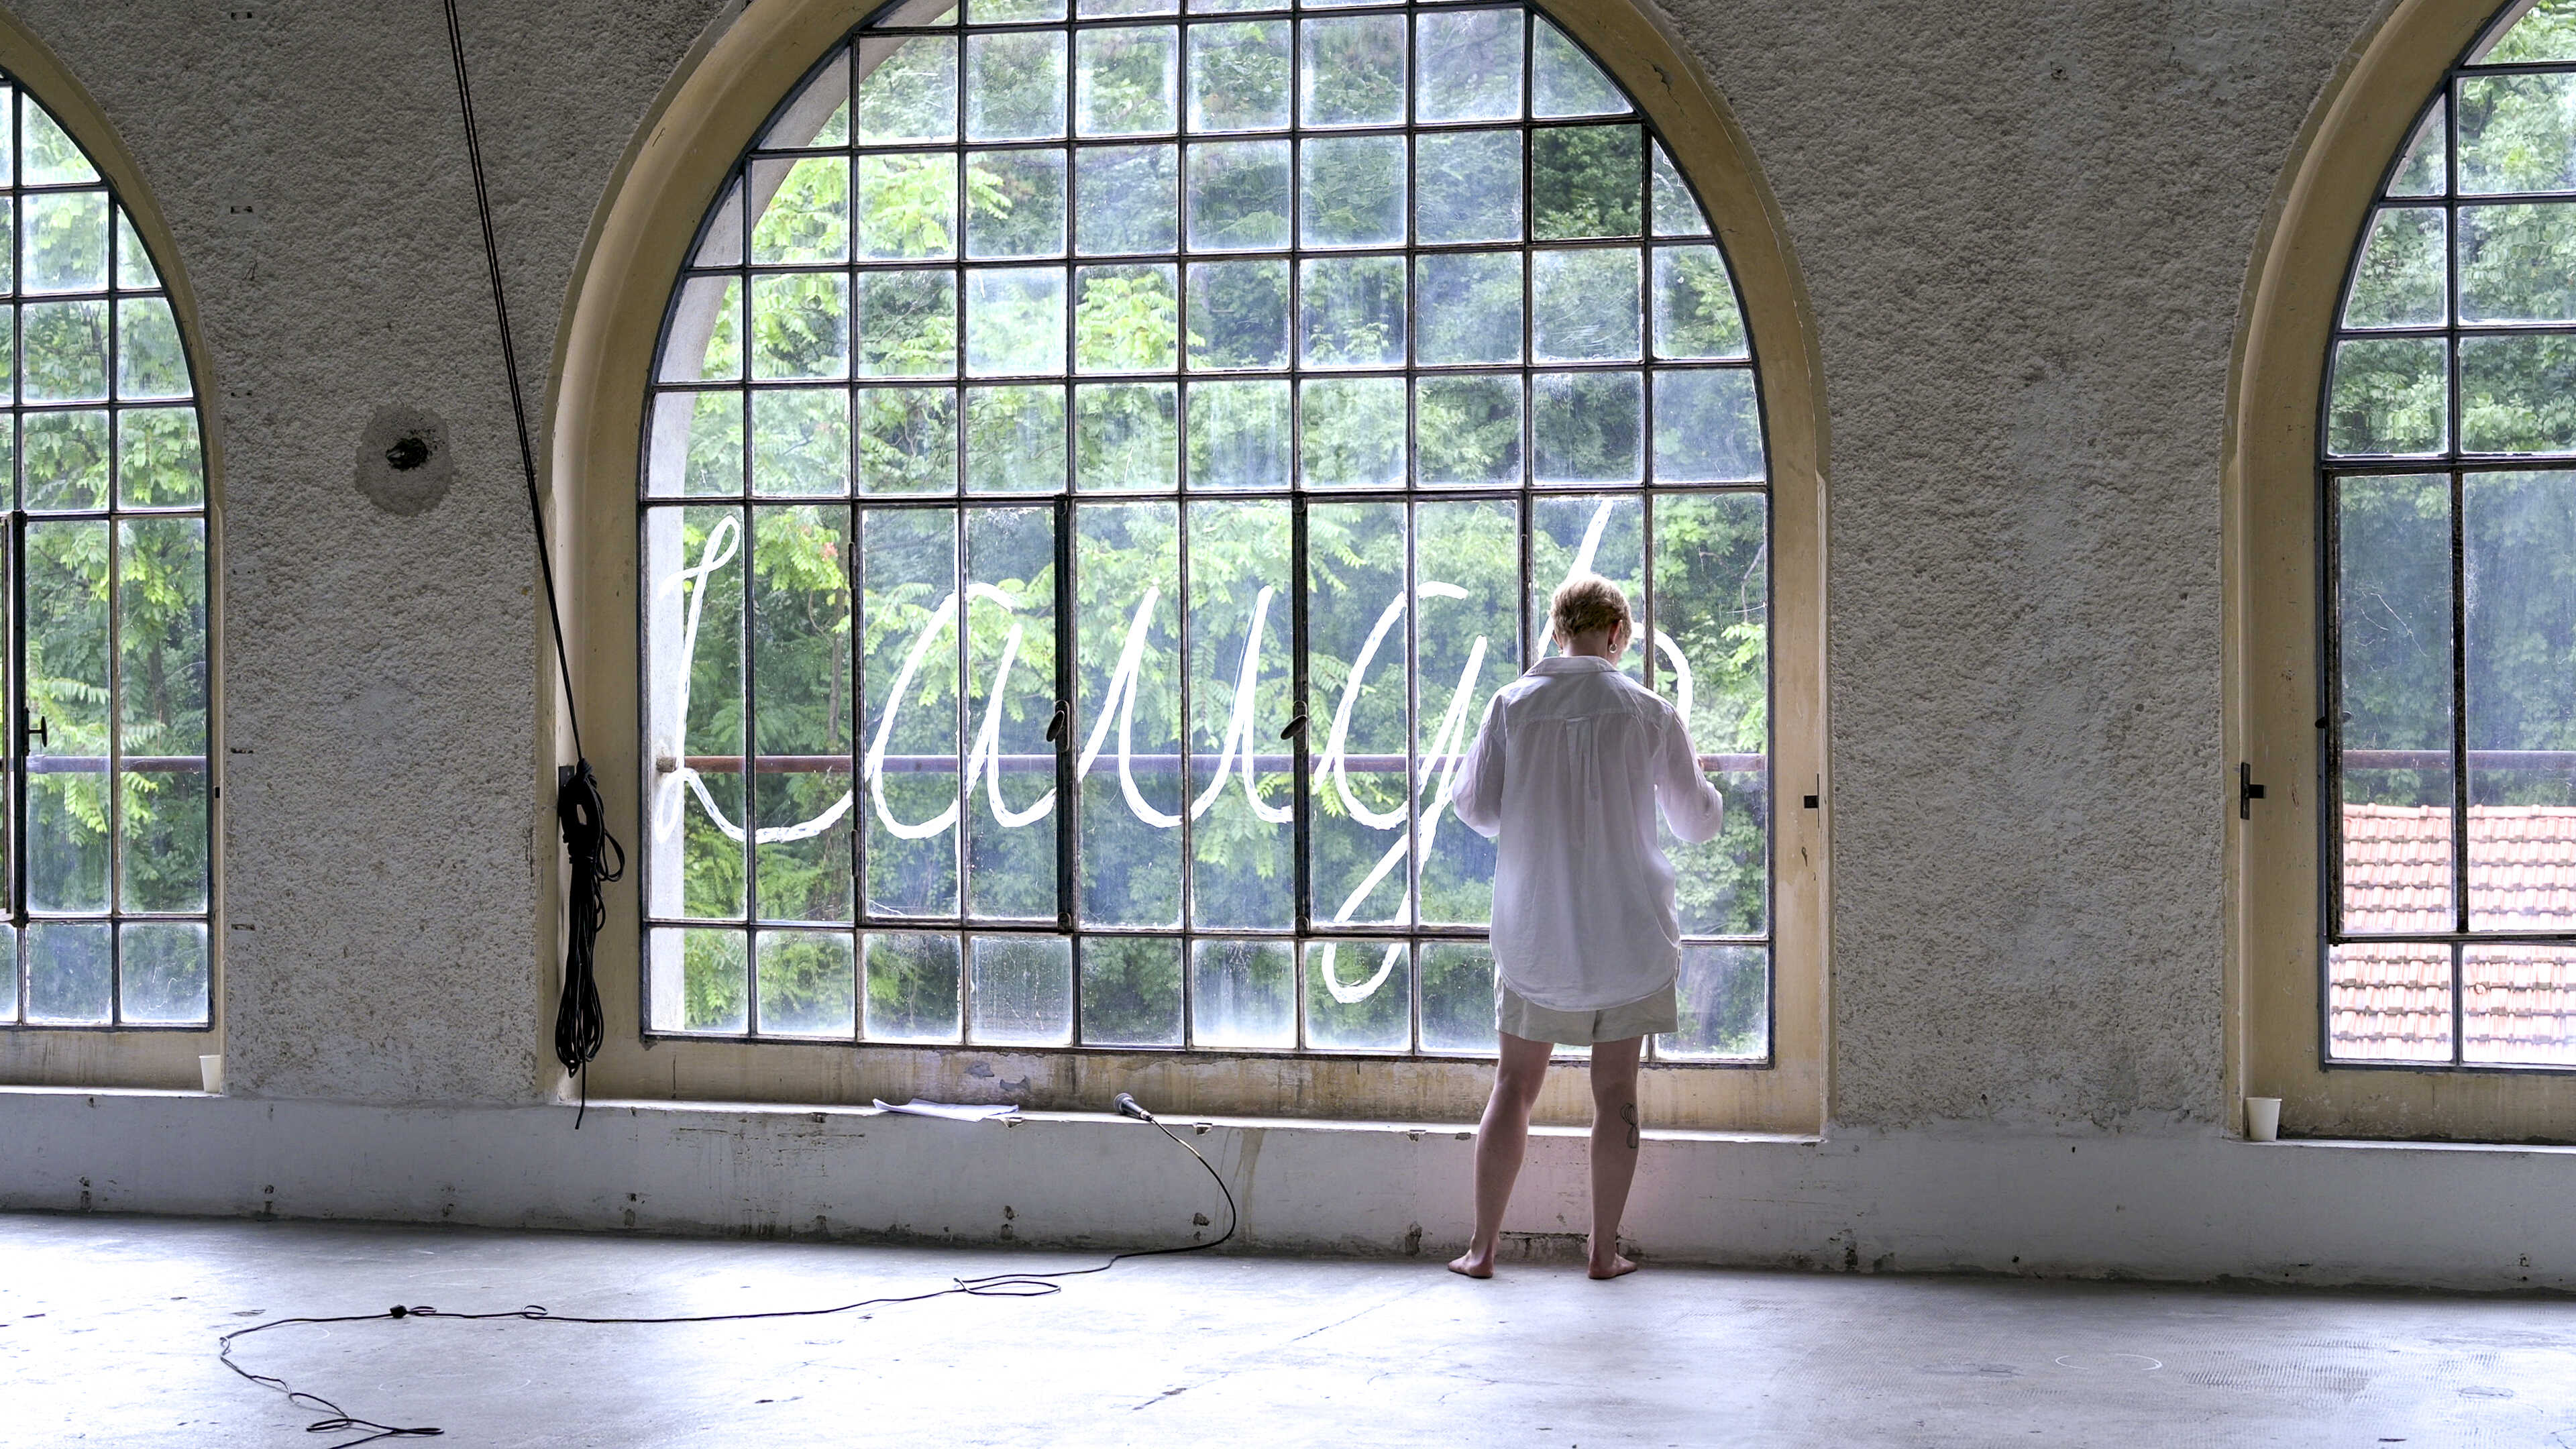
left=641, top=1, right=1766, bottom=1063
left=0, top=73, right=212, bottom=1032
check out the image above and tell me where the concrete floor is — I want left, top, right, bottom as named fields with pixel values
left=5, top=1215, right=2575, bottom=1448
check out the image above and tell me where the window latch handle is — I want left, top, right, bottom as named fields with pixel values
left=2239, top=761, right=2265, bottom=820
left=23, top=716, right=46, bottom=751
left=1279, top=712, right=1308, bottom=741
left=1044, top=700, right=1069, bottom=746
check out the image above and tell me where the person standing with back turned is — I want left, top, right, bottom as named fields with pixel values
left=1443, top=572, right=1725, bottom=1280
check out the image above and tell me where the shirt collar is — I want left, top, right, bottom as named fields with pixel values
left=1528, top=655, right=1617, bottom=675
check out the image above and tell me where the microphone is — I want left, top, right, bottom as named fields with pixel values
left=1114, top=1092, right=1155, bottom=1122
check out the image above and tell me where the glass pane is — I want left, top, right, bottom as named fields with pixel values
left=1533, top=370, right=1641, bottom=484
left=1185, top=259, right=1289, bottom=368
left=660, top=277, right=744, bottom=384
left=966, top=505, right=1061, bottom=918
left=861, top=386, right=960, bottom=494
left=1415, top=7, right=1521, bottom=123
left=1654, top=492, right=1768, bottom=936
left=2465, top=472, right=2576, bottom=930
left=1187, top=378, right=1291, bottom=488
left=750, top=390, right=851, bottom=497
left=1076, top=264, right=1179, bottom=371
left=24, top=409, right=109, bottom=511
left=857, top=268, right=957, bottom=376
left=22, top=191, right=107, bottom=294
left=2459, top=74, right=2576, bottom=195
left=2464, top=335, right=2576, bottom=453
left=118, top=407, right=204, bottom=508
left=1189, top=22, right=1293, bottom=133
left=857, top=153, right=958, bottom=259
left=1532, top=247, right=1640, bottom=362
left=966, top=266, right=1068, bottom=376
left=1077, top=382, right=1178, bottom=489
left=2335, top=474, right=2454, bottom=934
left=1415, top=131, right=1521, bottom=245
left=2465, top=944, right=2576, bottom=1064
left=1186, top=140, right=1291, bottom=250
left=1076, top=502, right=1182, bottom=924
left=1077, top=25, right=1179, bottom=137
left=1299, top=254, right=1405, bottom=367
left=2326, top=941, right=2451, bottom=1062
left=1417, top=498, right=1516, bottom=922
left=2458, top=204, right=2576, bottom=323
left=0, top=926, right=13, bottom=1025
left=119, top=921, right=207, bottom=1026
left=1301, top=138, right=1405, bottom=254
left=1299, top=376, right=1404, bottom=487
left=749, top=272, right=851, bottom=380
left=757, top=928, right=856, bottom=1036
left=1532, top=125, right=1641, bottom=240
left=24, top=922, right=109, bottom=1024
left=2477, top=0, right=2576, bottom=62
left=967, top=384, right=1067, bottom=492
left=858, top=36, right=959, bottom=146
left=975, top=0, right=1066, bottom=20
left=649, top=926, right=749, bottom=1034
left=777, top=52, right=854, bottom=152
left=750, top=156, right=850, bottom=264
left=865, top=930, right=964, bottom=1041
left=26, top=519, right=107, bottom=914
left=2326, top=337, right=2447, bottom=457
left=1420, top=940, right=1497, bottom=1055
left=1416, top=376, right=1521, bottom=486
left=1189, top=499, right=1294, bottom=927
left=649, top=392, right=743, bottom=498
left=118, top=517, right=210, bottom=914
left=1649, top=140, right=1710, bottom=237
left=1655, top=368, right=1762, bottom=483
left=115, top=207, right=158, bottom=290
left=966, top=148, right=1069, bottom=260
left=1081, top=934, right=1182, bottom=1044
left=1660, top=943, right=1767, bottom=1060
left=1307, top=501, right=1409, bottom=927
left=1191, top=937, right=1294, bottom=1046
left=1415, top=252, right=1521, bottom=366
left=1531, top=15, right=1623, bottom=118
left=644, top=507, right=747, bottom=920
left=971, top=934, right=1074, bottom=1044
left=1075, top=144, right=1179, bottom=256
left=1305, top=940, right=1409, bottom=1051
left=967, top=32, right=1069, bottom=141
left=860, top=506, right=961, bottom=915
left=1300, top=17, right=1405, bottom=129
left=694, top=176, right=746, bottom=268
left=1531, top=494, right=1642, bottom=676
left=1653, top=245, right=1748, bottom=360
left=22, top=299, right=108, bottom=402
left=19, top=99, right=95, bottom=184
left=750, top=506, right=855, bottom=922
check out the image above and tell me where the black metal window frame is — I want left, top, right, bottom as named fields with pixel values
left=0, top=67, right=217, bottom=1034
left=636, top=0, right=1774, bottom=1065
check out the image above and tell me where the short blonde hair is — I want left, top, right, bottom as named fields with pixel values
left=1549, top=572, right=1631, bottom=644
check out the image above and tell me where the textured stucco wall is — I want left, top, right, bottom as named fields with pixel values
left=0, top=0, right=2400, bottom=1128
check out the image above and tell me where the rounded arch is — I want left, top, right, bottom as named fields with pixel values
left=551, top=0, right=1827, bottom=1128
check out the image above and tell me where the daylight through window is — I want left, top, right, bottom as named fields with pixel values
left=0, top=78, right=213, bottom=1032
left=639, top=0, right=1768, bottom=1061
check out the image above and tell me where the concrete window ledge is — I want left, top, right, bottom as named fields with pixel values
left=2249, top=1135, right=2576, bottom=1157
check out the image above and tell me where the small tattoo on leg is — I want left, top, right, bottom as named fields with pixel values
left=1621, top=1102, right=1638, bottom=1150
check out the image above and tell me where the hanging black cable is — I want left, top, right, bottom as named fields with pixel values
left=219, top=1102, right=1238, bottom=1448
left=439, top=0, right=622, bottom=1122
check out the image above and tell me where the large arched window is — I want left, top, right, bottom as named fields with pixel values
left=0, top=73, right=213, bottom=1040
left=636, top=0, right=1771, bottom=1064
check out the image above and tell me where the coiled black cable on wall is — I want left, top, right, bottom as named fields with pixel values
left=439, top=0, right=624, bottom=1124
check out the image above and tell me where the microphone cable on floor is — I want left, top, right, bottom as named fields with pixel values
left=217, top=1097, right=1238, bottom=1449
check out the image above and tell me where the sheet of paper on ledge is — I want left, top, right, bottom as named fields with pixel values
left=871, top=1099, right=1020, bottom=1122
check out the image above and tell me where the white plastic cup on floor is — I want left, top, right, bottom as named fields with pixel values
left=199, top=1055, right=223, bottom=1094
left=2245, top=1096, right=2281, bottom=1142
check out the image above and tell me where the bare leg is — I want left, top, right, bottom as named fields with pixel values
left=1448, top=1032, right=1552, bottom=1279
left=1587, top=1036, right=1644, bottom=1279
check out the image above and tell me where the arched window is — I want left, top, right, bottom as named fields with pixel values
left=0, top=74, right=213, bottom=1038
left=2318, top=0, right=2576, bottom=1071
left=637, top=0, right=1771, bottom=1064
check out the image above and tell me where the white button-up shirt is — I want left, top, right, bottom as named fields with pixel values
left=1447, top=655, right=1726, bottom=1011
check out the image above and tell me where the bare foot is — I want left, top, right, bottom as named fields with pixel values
left=1447, top=1249, right=1495, bottom=1279
left=1587, top=1252, right=1638, bottom=1280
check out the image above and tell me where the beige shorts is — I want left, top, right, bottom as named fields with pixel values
left=1496, top=981, right=1678, bottom=1046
